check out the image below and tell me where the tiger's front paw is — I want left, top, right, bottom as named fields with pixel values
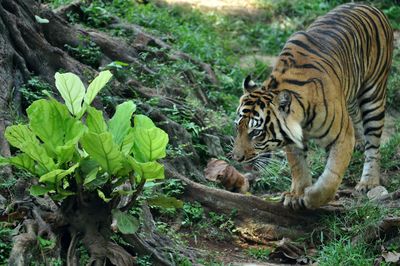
left=281, top=191, right=310, bottom=210
left=355, top=182, right=379, bottom=193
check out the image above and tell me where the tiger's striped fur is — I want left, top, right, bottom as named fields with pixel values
left=232, top=3, right=393, bottom=209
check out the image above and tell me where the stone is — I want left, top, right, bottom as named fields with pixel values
left=367, top=186, right=389, bottom=201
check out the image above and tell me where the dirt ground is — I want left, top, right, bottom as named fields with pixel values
left=154, top=0, right=262, bottom=14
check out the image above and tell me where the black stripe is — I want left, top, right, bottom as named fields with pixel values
left=364, top=125, right=383, bottom=136
left=317, top=112, right=336, bottom=139
left=362, top=111, right=384, bottom=126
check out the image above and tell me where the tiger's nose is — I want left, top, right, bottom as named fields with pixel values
left=232, top=155, right=244, bottom=162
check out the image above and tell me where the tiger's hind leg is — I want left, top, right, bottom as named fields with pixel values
left=355, top=82, right=386, bottom=192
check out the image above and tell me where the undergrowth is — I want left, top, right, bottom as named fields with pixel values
left=315, top=201, right=399, bottom=265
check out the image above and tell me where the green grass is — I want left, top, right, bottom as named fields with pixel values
left=314, top=201, right=397, bottom=265
left=316, top=236, right=375, bottom=265
left=251, top=154, right=292, bottom=193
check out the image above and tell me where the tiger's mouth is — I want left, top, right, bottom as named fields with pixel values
left=243, top=163, right=254, bottom=171
left=242, top=153, right=271, bottom=171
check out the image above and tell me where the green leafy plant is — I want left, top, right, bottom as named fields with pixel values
left=20, top=76, right=53, bottom=110
left=209, top=209, right=237, bottom=234
left=80, top=2, right=112, bottom=28
left=136, top=255, right=152, bottom=266
left=181, top=201, right=205, bottom=227
left=0, top=70, right=169, bottom=235
left=0, top=223, right=12, bottom=265
left=243, top=246, right=273, bottom=261
left=64, top=36, right=103, bottom=68
left=161, top=178, right=186, bottom=197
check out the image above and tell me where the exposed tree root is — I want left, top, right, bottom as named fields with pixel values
left=165, top=165, right=400, bottom=244
left=165, top=166, right=332, bottom=245
left=122, top=202, right=204, bottom=265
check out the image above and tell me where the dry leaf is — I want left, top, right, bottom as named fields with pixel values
left=382, top=251, right=400, bottom=263
left=204, top=158, right=250, bottom=193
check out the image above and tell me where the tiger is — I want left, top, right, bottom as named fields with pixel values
left=232, top=3, right=393, bottom=209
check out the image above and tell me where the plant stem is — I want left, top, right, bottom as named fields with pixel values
left=120, top=178, right=146, bottom=212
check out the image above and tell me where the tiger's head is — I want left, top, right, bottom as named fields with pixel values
left=232, top=75, right=304, bottom=170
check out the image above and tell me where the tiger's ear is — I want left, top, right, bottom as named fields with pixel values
left=277, top=90, right=291, bottom=114
left=243, top=75, right=257, bottom=93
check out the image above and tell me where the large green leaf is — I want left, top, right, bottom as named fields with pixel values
left=131, top=115, right=156, bottom=162
left=55, top=141, right=78, bottom=166
left=63, top=115, right=87, bottom=144
left=39, top=163, right=80, bottom=183
left=86, top=106, right=107, bottom=134
left=128, top=157, right=164, bottom=181
left=84, top=70, right=112, bottom=106
left=83, top=167, right=99, bottom=186
left=27, top=99, right=67, bottom=150
left=132, top=127, right=168, bottom=162
left=120, top=129, right=135, bottom=156
left=55, top=72, right=85, bottom=116
left=27, top=100, right=86, bottom=164
left=81, top=132, right=124, bottom=175
left=147, top=196, right=184, bottom=209
left=4, top=125, right=56, bottom=174
left=5, top=124, right=39, bottom=150
left=108, top=101, right=136, bottom=146
left=83, top=173, right=108, bottom=191
left=30, top=184, right=54, bottom=196
left=112, top=209, right=139, bottom=234
left=55, top=187, right=76, bottom=200
left=0, top=154, right=36, bottom=175
left=134, top=114, right=155, bottom=129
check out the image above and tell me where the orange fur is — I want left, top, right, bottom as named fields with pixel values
left=233, top=3, right=393, bottom=209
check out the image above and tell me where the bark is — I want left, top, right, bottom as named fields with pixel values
left=164, top=164, right=344, bottom=244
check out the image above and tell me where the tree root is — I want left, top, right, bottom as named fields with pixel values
left=164, top=164, right=344, bottom=242
left=122, top=202, right=204, bottom=266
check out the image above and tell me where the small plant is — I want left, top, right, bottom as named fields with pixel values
left=64, top=36, right=102, bottom=68
left=76, top=240, right=90, bottom=265
left=0, top=223, right=12, bottom=265
left=166, top=143, right=194, bottom=159
left=209, top=210, right=237, bottom=234
left=80, top=2, right=112, bottom=28
left=137, top=255, right=152, bottom=266
left=181, top=201, right=205, bottom=227
left=162, top=178, right=186, bottom=197
left=20, top=76, right=53, bottom=111
left=42, top=0, right=74, bottom=8
left=0, top=70, right=169, bottom=262
left=244, top=246, right=273, bottom=261
left=168, top=251, right=192, bottom=266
